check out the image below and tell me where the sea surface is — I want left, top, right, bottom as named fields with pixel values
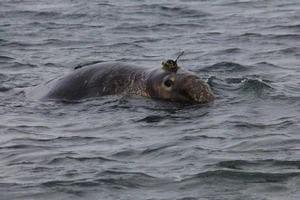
left=1, top=0, right=300, bottom=199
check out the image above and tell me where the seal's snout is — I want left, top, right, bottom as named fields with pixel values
left=186, top=78, right=215, bottom=104
left=172, top=73, right=215, bottom=104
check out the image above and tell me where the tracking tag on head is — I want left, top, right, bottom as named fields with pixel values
left=162, top=51, right=184, bottom=72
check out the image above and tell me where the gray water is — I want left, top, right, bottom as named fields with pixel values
left=1, top=0, right=300, bottom=199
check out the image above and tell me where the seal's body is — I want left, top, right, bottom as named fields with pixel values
left=27, top=63, right=215, bottom=104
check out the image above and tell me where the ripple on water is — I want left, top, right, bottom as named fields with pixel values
left=202, top=62, right=249, bottom=73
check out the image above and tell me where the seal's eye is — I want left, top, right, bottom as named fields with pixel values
left=164, top=80, right=173, bottom=87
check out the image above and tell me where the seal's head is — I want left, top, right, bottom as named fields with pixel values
left=146, top=69, right=215, bottom=104
left=146, top=52, right=214, bottom=104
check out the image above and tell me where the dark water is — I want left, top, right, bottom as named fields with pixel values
left=1, top=0, right=300, bottom=199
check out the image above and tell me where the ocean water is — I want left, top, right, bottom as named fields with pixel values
left=1, top=0, right=300, bottom=199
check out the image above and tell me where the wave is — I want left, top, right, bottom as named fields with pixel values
left=269, top=47, right=300, bottom=56
left=209, top=75, right=274, bottom=98
left=240, top=32, right=263, bottom=37
left=134, top=4, right=211, bottom=18
left=217, top=47, right=243, bottom=54
left=231, top=120, right=294, bottom=131
left=47, top=156, right=118, bottom=165
left=180, top=135, right=226, bottom=141
left=42, top=170, right=160, bottom=188
left=159, top=5, right=210, bottom=18
left=1, top=61, right=38, bottom=70
left=237, top=78, right=274, bottom=95
left=0, top=85, right=11, bottom=92
left=269, top=34, right=300, bottom=40
left=215, top=159, right=300, bottom=171
left=254, top=61, right=285, bottom=69
left=136, top=115, right=167, bottom=123
left=0, top=144, right=48, bottom=150
left=0, top=55, right=14, bottom=62
left=8, top=135, right=101, bottom=144
left=186, top=170, right=300, bottom=183
left=0, top=73, right=8, bottom=80
left=202, top=62, right=249, bottom=73
left=269, top=24, right=300, bottom=31
left=111, top=148, right=140, bottom=158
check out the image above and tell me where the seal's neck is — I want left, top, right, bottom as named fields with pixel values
left=123, top=69, right=150, bottom=97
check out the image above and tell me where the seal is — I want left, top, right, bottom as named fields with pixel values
left=27, top=60, right=215, bottom=104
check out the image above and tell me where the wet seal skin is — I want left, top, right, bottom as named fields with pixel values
left=27, top=54, right=215, bottom=104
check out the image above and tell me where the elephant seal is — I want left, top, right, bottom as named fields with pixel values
left=27, top=60, right=215, bottom=104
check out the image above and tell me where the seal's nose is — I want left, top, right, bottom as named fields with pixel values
left=171, top=72, right=215, bottom=104
left=185, top=78, right=215, bottom=103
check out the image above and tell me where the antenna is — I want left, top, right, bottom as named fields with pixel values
left=175, top=51, right=185, bottom=63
